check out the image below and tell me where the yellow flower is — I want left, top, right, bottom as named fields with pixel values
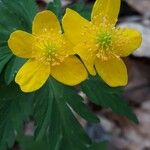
left=8, top=10, right=87, bottom=92
left=62, top=0, right=142, bottom=87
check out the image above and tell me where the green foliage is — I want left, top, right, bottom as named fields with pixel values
left=68, top=0, right=92, bottom=20
left=47, top=0, right=92, bottom=20
left=19, top=137, right=50, bottom=150
left=19, top=136, right=107, bottom=150
left=34, top=78, right=101, bottom=150
left=89, top=142, right=108, bottom=150
left=47, top=0, right=62, bottom=19
left=0, top=77, right=104, bottom=150
left=0, top=0, right=37, bottom=84
left=81, top=76, right=138, bottom=123
left=33, top=81, right=54, bottom=141
left=0, top=81, right=34, bottom=150
left=0, top=47, right=12, bottom=73
left=4, top=58, right=26, bottom=85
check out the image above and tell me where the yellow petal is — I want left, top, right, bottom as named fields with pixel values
left=62, top=8, right=90, bottom=45
left=74, top=44, right=97, bottom=76
left=51, top=56, right=88, bottom=86
left=57, top=34, right=75, bottom=55
left=91, top=0, right=121, bottom=25
left=15, top=59, right=50, bottom=92
left=8, top=30, right=36, bottom=58
left=95, top=57, right=128, bottom=87
left=32, top=10, right=61, bottom=35
left=114, top=28, right=142, bottom=57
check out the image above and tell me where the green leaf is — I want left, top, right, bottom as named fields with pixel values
left=47, top=0, right=62, bottom=19
left=0, top=82, right=34, bottom=150
left=0, top=99, right=15, bottom=150
left=0, top=0, right=37, bottom=83
left=52, top=82, right=99, bottom=123
left=66, top=93, right=99, bottom=123
left=0, top=0, right=37, bottom=33
left=33, top=82, right=53, bottom=141
left=20, top=137, right=107, bottom=150
left=69, top=0, right=92, bottom=20
left=49, top=99, right=91, bottom=150
left=48, top=100, right=63, bottom=150
left=0, top=77, right=104, bottom=150
left=89, top=141, right=108, bottom=150
left=19, top=136, right=50, bottom=150
left=4, top=57, right=26, bottom=84
left=33, top=78, right=102, bottom=150
left=0, top=46, right=12, bottom=73
left=81, top=76, right=138, bottom=123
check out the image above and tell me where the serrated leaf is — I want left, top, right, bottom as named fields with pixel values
left=69, top=0, right=92, bottom=20
left=0, top=0, right=37, bottom=33
left=49, top=78, right=102, bottom=150
left=19, top=136, right=50, bottom=150
left=33, top=78, right=102, bottom=150
left=61, top=86, right=99, bottom=123
left=0, top=46, right=12, bottom=73
left=33, top=82, right=53, bottom=141
left=0, top=82, right=34, bottom=150
left=48, top=100, right=63, bottom=150
left=0, top=0, right=37, bottom=148
left=20, top=137, right=107, bottom=150
left=0, top=0, right=37, bottom=83
left=4, top=57, right=26, bottom=84
left=0, top=98, right=15, bottom=150
left=67, top=95, right=99, bottom=123
left=47, top=0, right=62, bottom=19
left=81, top=76, right=138, bottom=123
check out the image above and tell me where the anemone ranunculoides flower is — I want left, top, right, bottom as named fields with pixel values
left=8, top=10, right=88, bottom=92
left=62, top=0, right=142, bottom=87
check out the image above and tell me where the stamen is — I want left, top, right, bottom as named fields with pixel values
left=33, top=30, right=68, bottom=66
left=95, top=26, right=129, bottom=61
left=80, top=14, right=129, bottom=61
left=96, top=32, right=112, bottom=47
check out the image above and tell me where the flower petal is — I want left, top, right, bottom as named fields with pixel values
left=32, top=10, right=61, bottom=35
left=8, top=30, right=36, bottom=58
left=91, top=0, right=121, bottom=25
left=74, top=44, right=97, bottom=76
left=62, top=8, right=90, bottom=45
left=57, top=34, right=75, bottom=56
left=114, top=28, right=142, bottom=57
left=15, top=59, right=50, bottom=92
left=51, top=56, right=88, bottom=86
left=95, top=57, right=128, bottom=87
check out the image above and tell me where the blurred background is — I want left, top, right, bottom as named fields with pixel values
left=14, top=0, right=150, bottom=150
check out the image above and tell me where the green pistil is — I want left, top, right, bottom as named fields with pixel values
left=96, top=32, right=112, bottom=47
left=45, top=43, right=56, bottom=56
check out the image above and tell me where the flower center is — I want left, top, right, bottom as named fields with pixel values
left=43, top=43, right=57, bottom=58
left=96, top=32, right=112, bottom=47
left=33, top=33, right=68, bottom=66
left=41, top=43, right=59, bottom=65
left=95, top=29, right=116, bottom=60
